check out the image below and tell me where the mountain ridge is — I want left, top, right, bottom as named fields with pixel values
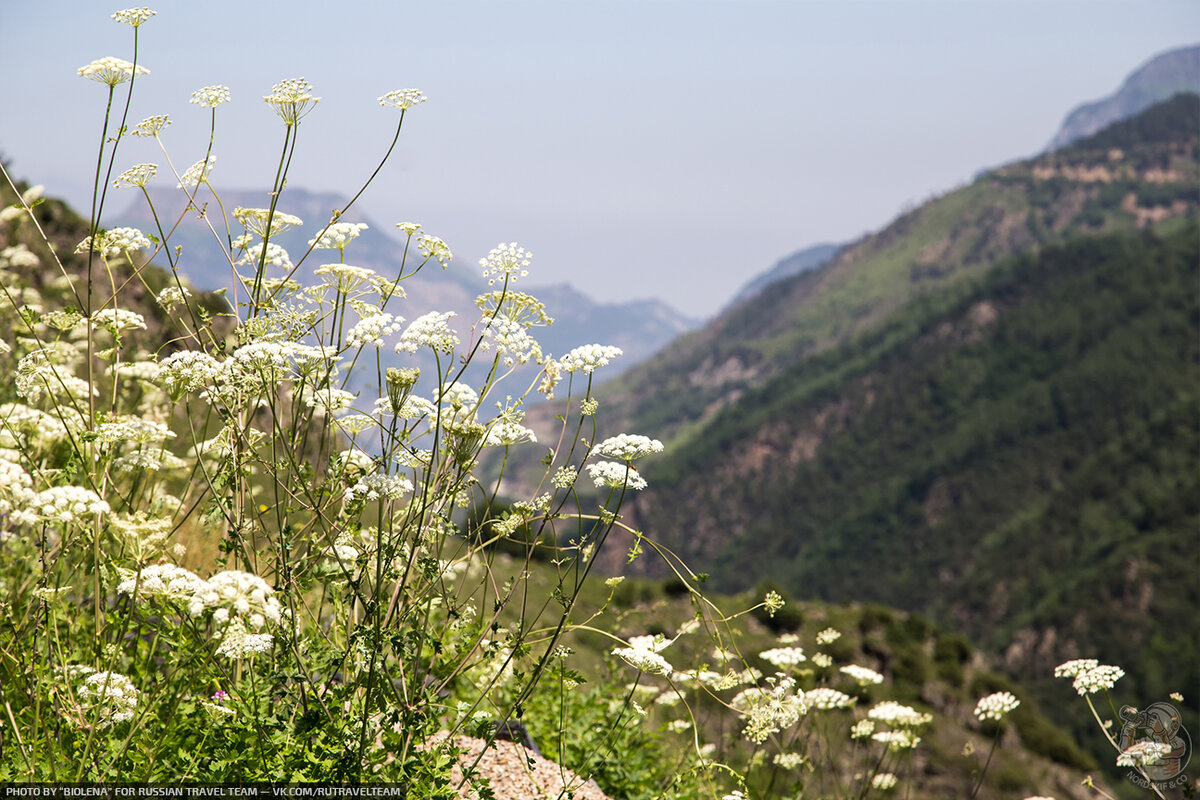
left=112, top=186, right=699, bottom=379
left=1047, top=44, right=1200, bottom=150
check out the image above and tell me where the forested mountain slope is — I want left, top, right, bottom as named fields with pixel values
left=572, top=94, right=1198, bottom=453
left=614, top=224, right=1198, bottom=760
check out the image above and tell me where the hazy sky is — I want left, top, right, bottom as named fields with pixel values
left=3, top=1, right=1197, bottom=317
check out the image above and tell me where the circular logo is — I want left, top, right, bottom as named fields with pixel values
left=1118, top=702, right=1191, bottom=782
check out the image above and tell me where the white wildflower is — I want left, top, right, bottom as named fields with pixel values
left=871, top=773, right=898, bottom=790
left=551, top=465, right=577, bottom=488
left=155, top=285, right=191, bottom=311
left=233, top=207, right=303, bottom=238
left=347, top=472, right=413, bottom=502
left=731, top=675, right=808, bottom=744
left=35, top=486, right=110, bottom=527
left=78, top=57, right=148, bottom=86
left=347, top=313, right=403, bottom=349
left=113, top=163, right=157, bottom=188
left=974, top=691, right=1020, bottom=722
left=816, top=627, right=842, bottom=645
left=92, top=307, right=147, bottom=333
left=117, top=564, right=208, bottom=604
left=236, top=241, right=292, bottom=270
left=1072, top=665, right=1125, bottom=695
left=397, top=311, right=459, bottom=354
left=112, top=8, right=155, bottom=26
left=479, top=242, right=531, bottom=285
left=1053, top=658, right=1099, bottom=678
left=868, top=701, right=931, bottom=727
left=595, top=434, right=664, bottom=461
left=417, top=234, right=452, bottom=268
left=315, top=263, right=375, bottom=293
left=585, top=461, right=647, bottom=491
left=177, top=155, right=216, bottom=188
left=840, top=664, right=884, bottom=686
left=190, top=85, right=230, bottom=108
left=77, top=671, right=140, bottom=725
left=1116, top=740, right=1171, bottom=767
left=871, top=729, right=921, bottom=751
left=76, top=227, right=152, bottom=258
left=130, top=115, right=170, bottom=137
left=378, top=89, right=427, bottom=110
left=309, top=222, right=368, bottom=251
left=612, top=634, right=673, bottom=675
left=803, top=688, right=855, bottom=710
left=560, top=344, right=623, bottom=374
left=485, top=420, right=537, bottom=446
left=759, top=647, right=806, bottom=669
left=264, top=78, right=320, bottom=125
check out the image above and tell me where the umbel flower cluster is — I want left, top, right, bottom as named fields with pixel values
left=0, top=9, right=1123, bottom=798
left=0, top=6, right=712, bottom=785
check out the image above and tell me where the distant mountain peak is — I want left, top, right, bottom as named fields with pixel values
left=1048, top=44, right=1200, bottom=151
left=726, top=242, right=842, bottom=309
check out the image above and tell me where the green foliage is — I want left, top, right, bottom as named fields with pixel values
left=1063, top=92, right=1200, bottom=154
left=630, top=223, right=1199, bottom=776
left=524, top=675, right=686, bottom=800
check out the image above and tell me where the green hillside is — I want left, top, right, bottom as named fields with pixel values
left=575, top=94, right=1198, bottom=455
left=562, top=97, right=1200, bottom=782
left=618, top=223, right=1198, bottom=774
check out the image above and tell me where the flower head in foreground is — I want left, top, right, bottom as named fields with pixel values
left=177, top=155, right=216, bottom=189
left=379, top=89, right=427, bottom=111
left=77, top=671, right=141, bottom=726
left=595, top=433, right=664, bottom=461
left=585, top=461, right=648, bottom=490
left=309, top=222, right=368, bottom=251
left=760, top=646, right=806, bottom=669
left=1072, top=664, right=1125, bottom=695
left=480, top=242, right=531, bottom=285
left=974, top=691, right=1020, bottom=722
left=113, top=163, right=157, bottom=188
left=869, top=701, right=932, bottom=727
left=190, top=85, right=231, bottom=108
left=731, top=675, right=808, bottom=744
left=417, top=234, right=452, bottom=268
left=840, top=664, right=884, bottom=686
left=396, top=311, right=459, bottom=355
left=36, top=486, right=110, bottom=527
left=872, top=773, right=898, bottom=791
left=612, top=634, right=673, bottom=675
left=872, top=729, right=921, bottom=751
left=816, top=627, right=842, bottom=645
left=264, top=78, right=320, bottom=125
left=233, top=207, right=303, bottom=238
left=1053, top=658, right=1099, bottom=678
left=560, top=344, right=623, bottom=374
left=131, top=115, right=171, bottom=137
left=112, top=7, right=155, bottom=26
left=1116, top=740, right=1171, bottom=768
left=78, top=57, right=148, bottom=86
left=76, top=227, right=152, bottom=258
left=804, top=687, right=855, bottom=710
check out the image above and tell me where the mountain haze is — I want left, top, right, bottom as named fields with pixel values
left=726, top=242, right=842, bottom=308
left=1048, top=44, right=1200, bottom=150
left=112, top=187, right=698, bottom=380
left=573, top=94, right=1199, bottom=458
left=571, top=95, right=1200, bottom=773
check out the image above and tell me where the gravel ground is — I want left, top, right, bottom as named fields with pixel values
left=439, top=734, right=613, bottom=800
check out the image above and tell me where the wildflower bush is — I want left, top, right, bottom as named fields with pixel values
left=0, top=8, right=1115, bottom=798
